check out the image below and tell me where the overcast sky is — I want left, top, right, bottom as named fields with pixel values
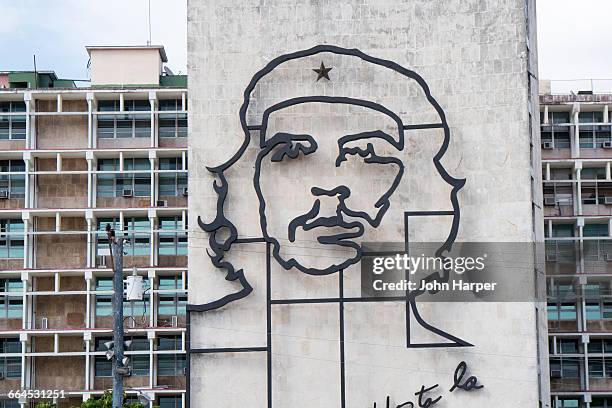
left=0, top=0, right=186, bottom=80
left=0, top=1, right=609, bottom=82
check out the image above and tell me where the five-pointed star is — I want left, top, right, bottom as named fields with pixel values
left=312, top=62, right=332, bottom=81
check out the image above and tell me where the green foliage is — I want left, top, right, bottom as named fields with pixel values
left=34, top=403, right=56, bottom=408
left=78, top=391, right=144, bottom=408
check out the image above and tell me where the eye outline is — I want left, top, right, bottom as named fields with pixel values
left=336, top=142, right=377, bottom=166
left=266, top=133, right=318, bottom=163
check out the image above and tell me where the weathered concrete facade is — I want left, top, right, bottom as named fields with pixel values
left=188, top=0, right=547, bottom=407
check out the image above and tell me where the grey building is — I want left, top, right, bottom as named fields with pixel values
left=542, top=80, right=612, bottom=408
left=187, top=0, right=548, bottom=407
left=0, top=46, right=187, bottom=408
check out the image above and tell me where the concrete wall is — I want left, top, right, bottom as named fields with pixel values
left=89, top=48, right=162, bottom=86
left=37, top=158, right=88, bottom=208
left=188, top=0, right=546, bottom=407
left=37, top=100, right=88, bottom=149
left=34, top=217, right=87, bottom=269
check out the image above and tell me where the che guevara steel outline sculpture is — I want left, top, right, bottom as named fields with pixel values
left=187, top=44, right=470, bottom=408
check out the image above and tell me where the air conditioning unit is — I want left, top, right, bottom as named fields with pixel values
left=182, top=188, right=188, bottom=197
left=41, top=317, right=48, bottom=329
left=122, top=189, right=133, bottom=197
left=0, top=190, right=8, bottom=199
left=604, top=141, right=612, bottom=149
left=605, top=197, right=612, bottom=205
left=0, top=372, right=4, bottom=380
left=156, top=200, right=168, bottom=207
left=182, top=367, right=187, bottom=375
left=606, top=253, right=612, bottom=262
left=542, top=141, right=554, bottom=150
left=171, top=315, right=178, bottom=327
left=546, top=253, right=558, bottom=262
left=544, top=196, right=556, bottom=206
left=97, top=256, right=107, bottom=268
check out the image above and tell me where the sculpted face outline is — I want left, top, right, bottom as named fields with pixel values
left=254, top=97, right=405, bottom=275
left=194, top=45, right=466, bottom=318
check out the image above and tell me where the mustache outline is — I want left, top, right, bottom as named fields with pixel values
left=288, top=199, right=365, bottom=243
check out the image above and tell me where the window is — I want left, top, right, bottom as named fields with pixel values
left=592, top=397, right=612, bottom=408
left=97, top=100, right=151, bottom=139
left=0, top=102, right=26, bottom=140
left=159, top=158, right=187, bottom=197
left=0, top=400, right=20, bottom=408
left=587, top=303, right=602, bottom=320
left=548, top=303, right=577, bottom=321
left=129, top=355, right=150, bottom=376
left=585, top=223, right=608, bottom=238
left=589, top=339, right=612, bottom=353
left=582, top=167, right=607, bottom=180
left=95, top=278, right=113, bottom=317
left=159, top=99, right=187, bottom=138
left=158, top=335, right=181, bottom=351
left=555, top=399, right=580, bottom=408
left=0, top=279, right=22, bottom=319
left=158, top=396, right=181, bottom=408
left=558, top=339, right=579, bottom=354
left=550, top=357, right=580, bottom=378
left=579, top=112, right=609, bottom=148
left=587, top=357, right=612, bottom=378
left=584, top=224, right=609, bottom=237
left=96, top=217, right=151, bottom=257
left=159, top=218, right=187, bottom=256
left=0, top=160, right=25, bottom=198
left=97, top=158, right=151, bottom=198
left=0, top=338, right=20, bottom=354
left=157, top=354, right=185, bottom=376
left=0, top=220, right=24, bottom=259
left=541, top=111, right=570, bottom=149
left=0, top=357, right=21, bottom=379
left=95, top=356, right=112, bottom=377
left=158, top=276, right=186, bottom=317
left=552, top=224, right=574, bottom=238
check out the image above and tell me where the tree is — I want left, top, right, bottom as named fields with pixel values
left=77, top=391, right=145, bottom=408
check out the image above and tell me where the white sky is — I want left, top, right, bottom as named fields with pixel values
left=0, top=0, right=186, bottom=80
left=0, top=1, right=608, bottom=83
left=537, top=0, right=612, bottom=80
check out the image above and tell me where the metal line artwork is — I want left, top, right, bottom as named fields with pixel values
left=188, top=44, right=472, bottom=407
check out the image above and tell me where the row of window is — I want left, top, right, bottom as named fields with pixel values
left=97, top=100, right=186, bottom=139
left=550, top=356, right=612, bottom=380
left=97, top=158, right=187, bottom=198
left=0, top=158, right=187, bottom=199
left=545, top=223, right=610, bottom=238
left=94, top=354, right=185, bottom=377
left=547, top=301, right=612, bottom=321
left=551, top=338, right=612, bottom=354
left=0, top=216, right=187, bottom=260
left=541, top=111, right=609, bottom=125
left=96, top=217, right=187, bottom=257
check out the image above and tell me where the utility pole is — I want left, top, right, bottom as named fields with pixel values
left=106, top=224, right=125, bottom=408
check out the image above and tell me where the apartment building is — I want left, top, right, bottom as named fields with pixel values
left=0, top=46, right=187, bottom=408
left=542, top=80, right=612, bottom=408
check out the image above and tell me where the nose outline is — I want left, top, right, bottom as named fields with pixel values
left=310, top=185, right=351, bottom=200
